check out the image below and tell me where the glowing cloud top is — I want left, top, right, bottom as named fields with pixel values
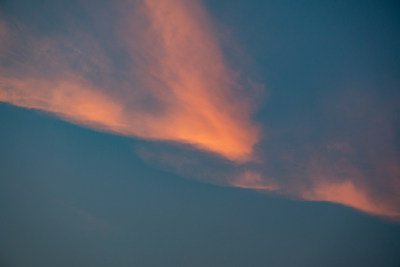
left=0, top=0, right=260, bottom=162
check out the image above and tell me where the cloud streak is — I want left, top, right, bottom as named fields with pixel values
left=302, top=179, right=399, bottom=217
left=0, top=0, right=259, bottom=162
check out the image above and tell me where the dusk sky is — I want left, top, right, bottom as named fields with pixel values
left=1, top=0, right=400, bottom=266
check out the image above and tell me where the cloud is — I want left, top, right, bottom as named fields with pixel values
left=229, top=171, right=278, bottom=191
left=279, top=90, right=400, bottom=219
left=137, top=88, right=400, bottom=220
left=302, top=179, right=400, bottom=217
left=1, top=0, right=399, bottom=221
left=0, top=0, right=260, bottom=162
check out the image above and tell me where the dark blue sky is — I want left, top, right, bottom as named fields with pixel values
left=1, top=103, right=400, bottom=266
left=1, top=0, right=400, bottom=266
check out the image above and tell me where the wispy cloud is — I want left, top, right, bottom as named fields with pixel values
left=0, top=0, right=259, bottom=162
left=302, top=179, right=399, bottom=217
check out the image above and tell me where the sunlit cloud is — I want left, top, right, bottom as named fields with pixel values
left=0, top=0, right=260, bottom=162
left=1, top=0, right=399, bottom=221
left=302, top=179, right=400, bottom=217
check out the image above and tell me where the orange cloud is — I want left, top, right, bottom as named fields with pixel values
left=2, top=0, right=398, bottom=222
left=0, top=76, right=124, bottom=131
left=0, top=0, right=260, bottom=162
left=302, top=180, right=400, bottom=218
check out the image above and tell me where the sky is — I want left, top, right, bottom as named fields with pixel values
left=1, top=0, right=400, bottom=266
